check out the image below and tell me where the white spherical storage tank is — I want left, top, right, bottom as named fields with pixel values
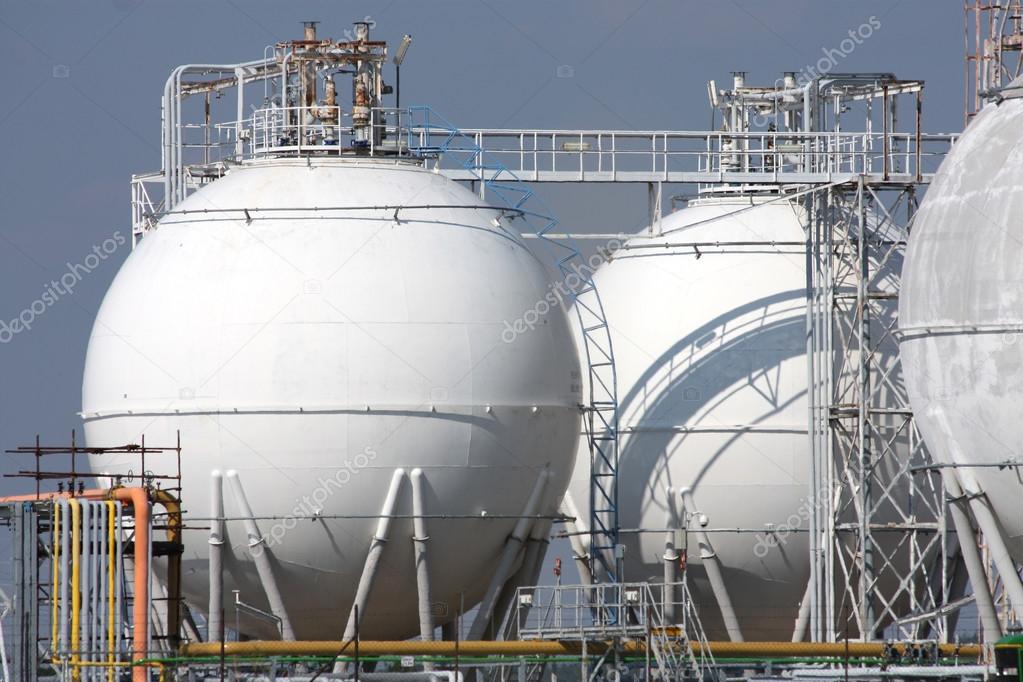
left=81, top=157, right=581, bottom=639
left=900, top=75, right=1023, bottom=562
left=565, top=195, right=812, bottom=641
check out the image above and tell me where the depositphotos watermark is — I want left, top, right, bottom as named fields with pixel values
left=793, top=16, right=882, bottom=87
left=0, top=230, right=127, bottom=344
left=502, top=238, right=623, bottom=344
left=752, top=493, right=823, bottom=558
left=261, top=446, right=379, bottom=550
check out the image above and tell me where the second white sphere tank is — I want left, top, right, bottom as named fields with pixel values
left=566, top=195, right=811, bottom=641
left=900, top=75, right=1023, bottom=561
left=82, top=158, right=581, bottom=639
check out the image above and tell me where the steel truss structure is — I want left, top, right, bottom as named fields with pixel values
left=804, top=180, right=957, bottom=643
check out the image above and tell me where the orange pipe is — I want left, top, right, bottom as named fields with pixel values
left=3, top=489, right=151, bottom=682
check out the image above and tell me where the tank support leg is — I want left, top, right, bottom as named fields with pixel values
left=963, top=481, right=1023, bottom=616
left=468, top=469, right=550, bottom=640
left=679, top=487, right=744, bottom=642
left=663, top=487, right=681, bottom=624
left=944, top=471, right=1006, bottom=640
left=560, top=492, right=594, bottom=587
left=344, top=468, right=408, bottom=640
left=208, top=470, right=224, bottom=643
left=493, top=517, right=553, bottom=639
left=226, top=470, right=296, bottom=641
left=792, top=578, right=812, bottom=642
left=411, top=468, right=434, bottom=641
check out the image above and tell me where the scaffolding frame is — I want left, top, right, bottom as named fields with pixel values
left=804, top=180, right=958, bottom=643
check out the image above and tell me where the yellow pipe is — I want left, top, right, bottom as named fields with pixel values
left=69, top=499, right=81, bottom=682
left=106, top=500, right=116, bottom=682
left=179, top=639, right=983, bottom=660
left=51, top=501, right=60, bottom=657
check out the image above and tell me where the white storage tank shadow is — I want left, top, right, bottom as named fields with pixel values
left=566, top=192, right=921, bottom=641
left=566, top=195, right=810, bottom=641
left=81, top=158, right=581, bottom=639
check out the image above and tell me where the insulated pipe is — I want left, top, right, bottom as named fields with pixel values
left=345, top=468, right=408, bottom=640
left=225, top=470, right=296, bottom=641
left=208, top=471, right=224, bottom=643
left=180, top=639, right=984, bottom=660
left=678, top=487, right=744, bottom=642
left=468, top=469, right=550, bottom=640
left=410, top=469, right=434, bottom=641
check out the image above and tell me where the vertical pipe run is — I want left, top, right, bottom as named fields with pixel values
left=105, top=501, right=116, bottom=682
left=225, top=470, right=296, bottom=641
left=410, top=469, right=434, bottom=641
left=70, top=499, right=81, bottom=680
left=208, top=471, right=224, bottom=643
left=113, top=501, right=122, bottom=671
left=59, top=499, right=70, bottom=659
left=81, top=500, right=91, bottom=673
left=345, top=469, right=407, bottom=640
left=678, top=487, right=743, bottom=642
left=51, top=501, right=60, bottom=660
left=1, top=489, right=153, bottom=682
left=468, top=469, right=550, bottom=640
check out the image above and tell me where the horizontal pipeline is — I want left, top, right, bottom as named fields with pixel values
left=179, top=640, right=982, bottom=660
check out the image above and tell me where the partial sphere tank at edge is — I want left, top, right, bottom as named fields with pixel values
left=81, top=158, right=581, bottom=638
left=900, top=75, right=1023, bottom=561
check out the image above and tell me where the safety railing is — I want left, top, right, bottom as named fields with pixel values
left=446, top=128, right=958, bottom=183
left=514, top=581, right=696, bottom=639
left=205, top=106, right=418, bottom=159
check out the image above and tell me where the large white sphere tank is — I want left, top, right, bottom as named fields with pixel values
left=900, top=75, right=1023, bottom=560
left=566, top=193, right=920, bottom=640
left=566, top=195, right=811, bottom=641
left=81, top=158, right=581, bottom=639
